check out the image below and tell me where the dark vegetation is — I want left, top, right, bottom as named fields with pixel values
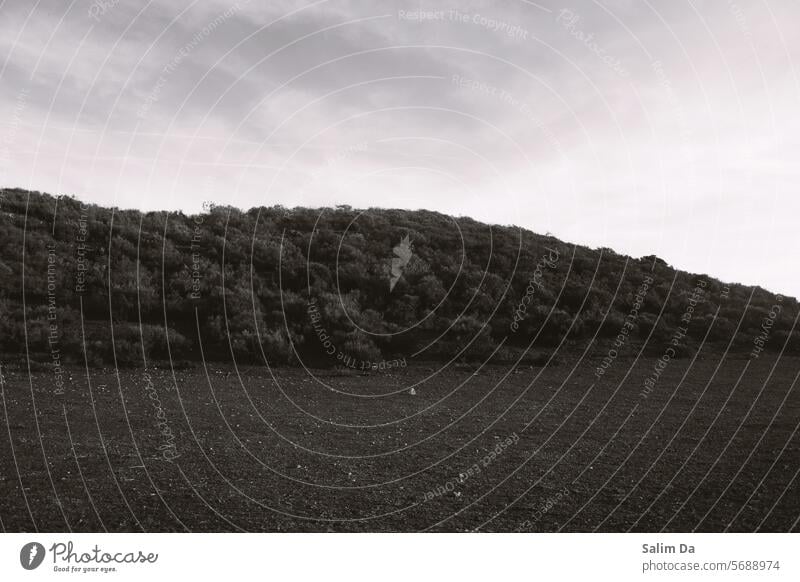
left=0, top=188, right=796, bottom=368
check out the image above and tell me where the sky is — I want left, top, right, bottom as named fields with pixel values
left=1, top=0, right=798, bottom=297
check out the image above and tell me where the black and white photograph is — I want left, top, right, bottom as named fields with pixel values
left=0, top=0, right=798, bottom=578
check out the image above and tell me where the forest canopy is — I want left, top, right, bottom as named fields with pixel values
left=0, top=188, right=795, bottom=369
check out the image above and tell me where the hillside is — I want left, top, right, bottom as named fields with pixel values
left=0, top=188, right=796, bottom=368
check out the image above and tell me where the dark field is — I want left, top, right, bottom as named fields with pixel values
left=1, top=353, right=798, bottom=532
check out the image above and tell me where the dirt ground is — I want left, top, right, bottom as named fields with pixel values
left=1, top=353, right=798, bottom=532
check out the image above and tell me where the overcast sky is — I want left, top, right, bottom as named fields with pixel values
left=1, top=0, right=798, bottom=297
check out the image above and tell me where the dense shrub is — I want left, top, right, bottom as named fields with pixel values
left=0, top=188, right=796, bottom=367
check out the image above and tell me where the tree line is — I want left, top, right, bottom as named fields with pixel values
left=0, top=188, right=796, bottom=368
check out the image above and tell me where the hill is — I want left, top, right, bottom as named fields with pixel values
left=0, top=188, right=796, bottom=369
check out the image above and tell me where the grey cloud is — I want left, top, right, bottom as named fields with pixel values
left=2, top=0, right=800, bottom=296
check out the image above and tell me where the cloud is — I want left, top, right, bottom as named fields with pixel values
left=1, top=0, right=799, bottom=296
